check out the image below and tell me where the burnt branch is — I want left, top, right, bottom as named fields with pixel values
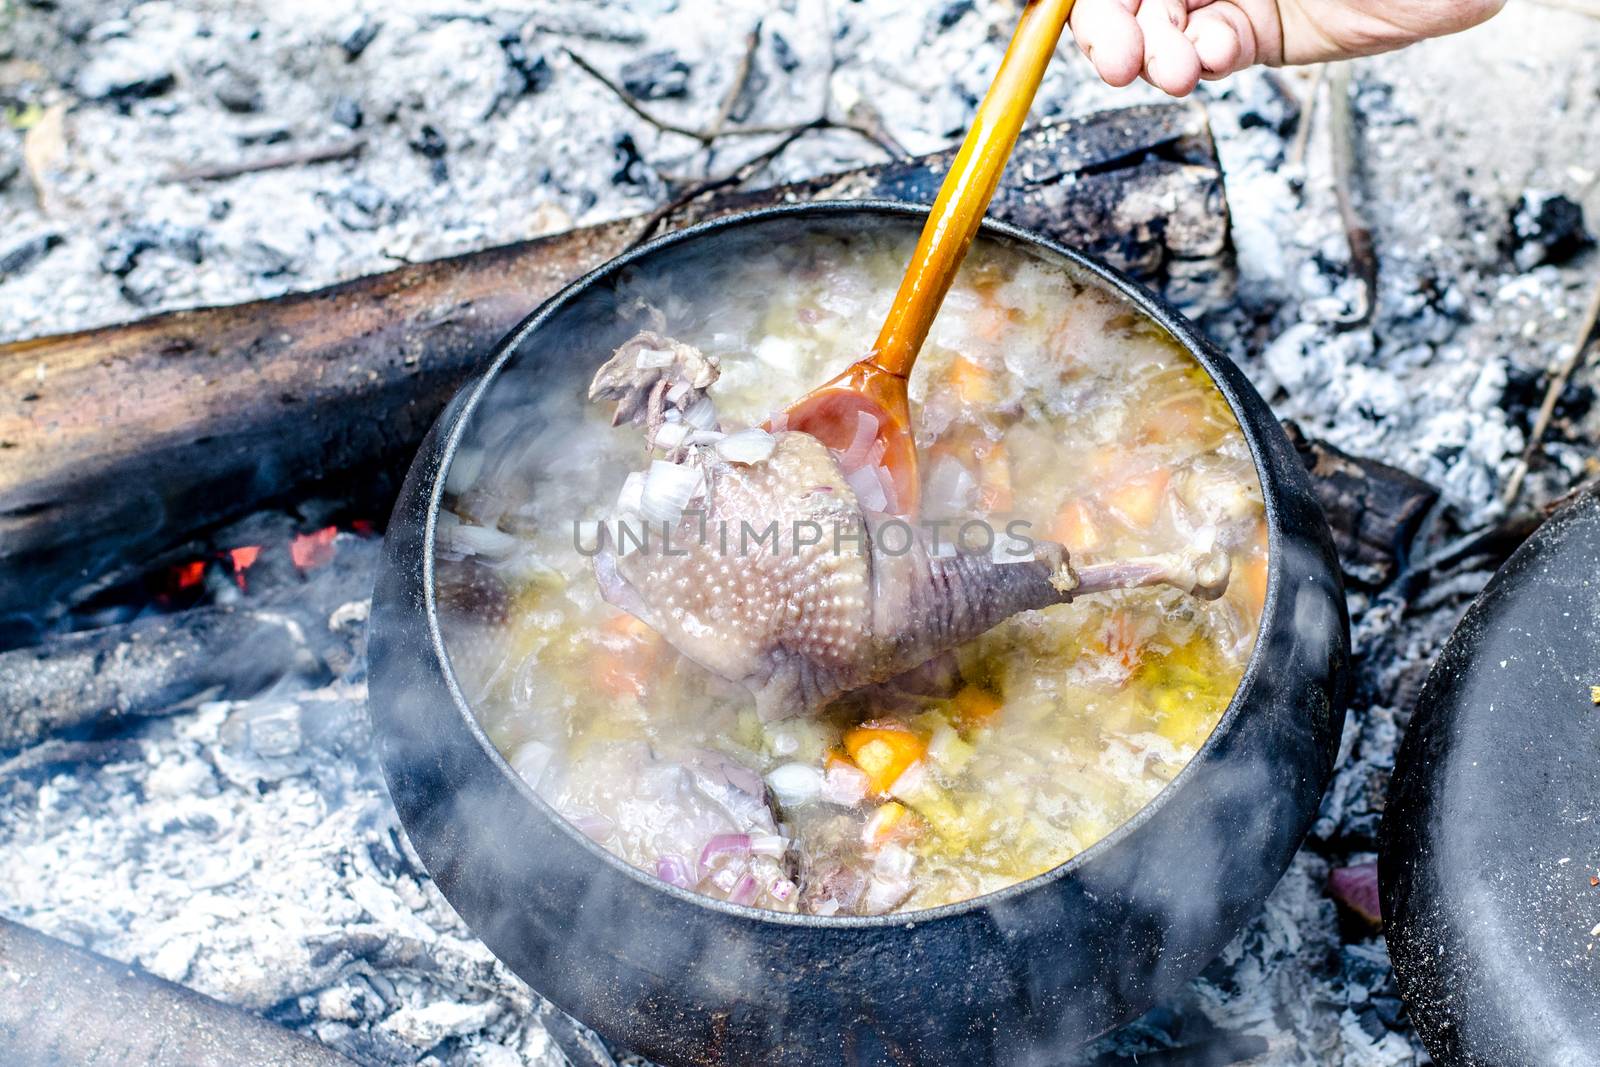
left=0, top=916, right=355, bottom=1066
left=0, top=103, right=1231, bottom=627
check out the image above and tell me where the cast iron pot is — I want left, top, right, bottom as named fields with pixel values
left=368, top=202, right=1350, bottom=1066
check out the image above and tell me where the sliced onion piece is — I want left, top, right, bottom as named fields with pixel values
left=839, top=410, right=880, bottom=471
left=924, top=455, right=977, bottom=517
left=821, top=762, right=871, bottom=807
left=716, top=428, right=776, bottom=466
left=699, top=833, right=751, bottom=874
left=687, top=429, right=727, bottom=446
left=448, top=522, right=520, bottom=561
left=511, top=741, right=554, bottom=788
left=683, top=395, right=718, bottom=430
left=766, top=763, right=823, bottom=808
left=769, top=877, right=797, bottom=903
left=844, top=463, right=889, bottom=514
left=727, top=873, right=760, bottom=906
left=616, top=470, right=646, bottom=515
left=567, top=813, right=612, bottom=842
left=635, top=347, right=676, bottom=369
left=655, top=854, right=694, bottom=889
left=665, top=381, right=691, bottom=406
left=640, top=460, right=703, bottom=524
left=748, top=833, right=787, bottom=858
left=652, top=422, right=691, bottom=451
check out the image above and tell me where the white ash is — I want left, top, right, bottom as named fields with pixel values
left=3, top=1, right=1600, bottom=1065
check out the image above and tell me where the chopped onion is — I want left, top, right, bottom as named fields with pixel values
left=754, top=335, right=801, bottom=368
left=716, top=428, right=776, bottom=465
left=655, top=854, right=694, bottom=889
left=924, top=455, right=977, bottom=517
left=448, top=521, right=520, bottom=561
left=821, top=762, right=871, bottom=807
left=748, top=833, right=787, bottom=858
left=640, top=460, right=703, bottom=524
left=699, top=833, right=751, bottom=873
left=839, top=410, right=880, bottom=471
left=652, top=423, right=690, bottom=450
left=844, top=463, right=889, bottom=514
left=665, top=381, right=691, bottom=406
left=769, top=877, right=797, bottom=903
left=511, top=741, right=554, bottom=788
left=687, top=429, right=727, bottom=446
left=766, top=763, right=823, bottom=808
left=727, top=873, right=760, bottom=906
left=683, top=395, right=718, bottom=430
left=711, top=867, right=739, bottom=893
left=863, top=874, right=913, bottom=914
left=635, top=346, right=675, bottom=369
left=615, top=470, right=646, bottom=515
left=811, top=898, right=841, bottom=917
left=874, top=843, right=916, bottom=881
left=444, top=448, right=486, bottom=495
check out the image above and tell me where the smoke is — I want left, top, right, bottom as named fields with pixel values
left=374, top=207, right=1346, bottom=1063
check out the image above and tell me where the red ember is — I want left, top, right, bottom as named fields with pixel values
left=290, top=526, right=339, bottom=570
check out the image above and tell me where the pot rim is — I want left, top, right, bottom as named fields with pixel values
left=415, top=199, right=1284, bottom=930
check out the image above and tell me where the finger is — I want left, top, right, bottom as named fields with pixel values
left=1185, top=3, right=1257, bottom=76
left=1067, top=0, right=1145, bottom=88
left=1136, top=0, right=1202, bottom=96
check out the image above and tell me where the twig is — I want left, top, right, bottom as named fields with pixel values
left=164, top=140, right=366, bottom=183
left=1328, top=63, right=1376, bottom=327
left=563, top=48, right=714, bottom=143
left=710, top=20, right=765, bottom=137
left=1501, top=271, right=1600, bottom=506
left=0, top=739, right=144, bottom=781
left=625, top=125, right=811, bottom=251
left=1287, top=65, right=1324, bottom=169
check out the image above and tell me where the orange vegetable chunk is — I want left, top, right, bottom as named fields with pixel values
left=843, top=722, right=928, bottom=795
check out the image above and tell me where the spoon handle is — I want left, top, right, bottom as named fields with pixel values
left=868, top=0, right=1075, bottom=379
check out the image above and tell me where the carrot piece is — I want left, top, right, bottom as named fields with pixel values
left=1104, top=468, right=1170, bottom=529
left=595, top=612, right=663, bottom=699
left=950, top=685, right=1003, bottom=733
left=947, top=355, right=998, bottom=405
left=1051, top=499, right=1102, bottom=554
left=861, top=801, right=921, bottom=846
left=842, top=722, right=928, bottom=795
left=1236, top=523, right=1270, bottom=619
left=973, top=438, right=1012, bottom=511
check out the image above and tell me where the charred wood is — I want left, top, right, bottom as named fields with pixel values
left=1285, top=421, right=1440, bottom=588
left=0, top=916, right=356, bottom=1067
left=0, top=102, right=1229, bottom=627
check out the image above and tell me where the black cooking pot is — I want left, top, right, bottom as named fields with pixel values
left=368, top=203, right=1349, bottom=1065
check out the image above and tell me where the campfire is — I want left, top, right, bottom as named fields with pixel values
left=2, top=2, right=1597, bottom=1065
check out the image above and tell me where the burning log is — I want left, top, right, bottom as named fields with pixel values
left=0, top=916, right=355, bottom=1067
left=0, top=102, right=1228, bottom=627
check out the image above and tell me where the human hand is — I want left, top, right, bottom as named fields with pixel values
left=1068, top=0, right=1506, bottom=97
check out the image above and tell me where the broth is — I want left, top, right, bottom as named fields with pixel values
left=435, top=225, right=1267, bottom=915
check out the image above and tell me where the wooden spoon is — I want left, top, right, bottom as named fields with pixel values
left=780, top=0, right=1076, bottom=516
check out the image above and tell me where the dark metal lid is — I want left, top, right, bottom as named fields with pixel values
left=1382, top=487, right=1600, bottom=1065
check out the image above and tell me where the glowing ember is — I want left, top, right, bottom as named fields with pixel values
left=228, top=545, right=262, bottom=590
left=173, top=560, right=206, bottom=590
left=290, top=526, right=339, bottom=570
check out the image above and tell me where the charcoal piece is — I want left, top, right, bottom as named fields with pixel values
left=485, top=29, right=552, bottom=118
left=76, top=54, right=175, bottom=102
left=331, top=96, right=363, bottom=129
left=100, top=223, right=204, bottom=277
left=409, top=124, right=448, bottom=183
left=0, top=232, right=62, bottom=281
left=1284, top=422, right=1439, bottom=589
left=320, top=181, right=398, bottom=232
left=212, top=64, right=262, bottom=113
left=1503, top=190, right=1593, bottom=271
left=337, top=14, right=380, bottom=61
left=0, top=917, right=355, bottom=1066
left=619, top=49, right=690, bottom=100
left=936, top=0, right=974, bottom=30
